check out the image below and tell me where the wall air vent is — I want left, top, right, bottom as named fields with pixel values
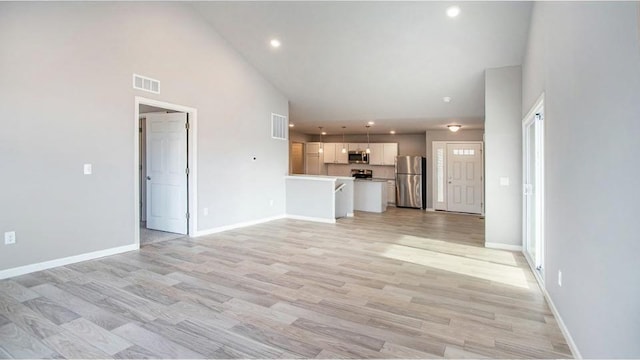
left=271, top=113, right=288, bottom=140
left=133, top=74, right=160, bottom=94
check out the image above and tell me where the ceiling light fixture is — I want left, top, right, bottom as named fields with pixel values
left=443, top=96, right=452, bottom=103
left=448, top=124, right=462, bottom=132
left=318, top=126, right=324, bottom=153
left=270, top=39, right=281, bottom=48
left=341, top=126, right=347, bottom=154
left=365, top=125, right=371, bottom=154
left=390, top=130, right=396, bottom=135
left=288, top=123, right=294, bottom=128
left=446, top=6, right=461, bottom=18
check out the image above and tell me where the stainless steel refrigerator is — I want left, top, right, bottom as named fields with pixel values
left=395, top=156, right=426, bottom=209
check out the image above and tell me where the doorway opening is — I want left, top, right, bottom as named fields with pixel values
left=432, top=141, right=484, bottom=215
left=290, top=142, right=305, bottom=174
left=134, top=97, right=198, bottom=247
left=523, top=94, right=545, bottom=281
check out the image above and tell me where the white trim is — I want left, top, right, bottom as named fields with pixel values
left=285, top=215, right=336, bottom=224
left=522, top=92, right=545, bottom=280
left=134, top=97, right=198, bottom=245
left=193, top=215, right=287, bottom=237
left=484, top=242, right=523, bottom=251
left=524, top=251, right=582, bottom=359
left=541, top=287, right=582, bottom=359
left=0, top=244, right=138, bottom=280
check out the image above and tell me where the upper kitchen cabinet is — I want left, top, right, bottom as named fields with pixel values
left=323, top=143, right=348, bottom=164
left=383, top=143, right=398, bottom=165
left=348, top=143, right=368, bottom=152
left=369, top=143, right=398, bottom=166
left=367, top=143, right=385, bottom=165
left=306, top=142, right=322, bottom=154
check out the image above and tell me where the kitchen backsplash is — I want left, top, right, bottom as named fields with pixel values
left=327, top=164, right=395, bottom=179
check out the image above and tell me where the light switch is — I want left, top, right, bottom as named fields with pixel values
left=499, top=177, right=510, bottom=186
left=84, top=164, right=92, bottom=175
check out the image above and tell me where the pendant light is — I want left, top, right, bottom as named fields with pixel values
left=365, top=125, right=371, bottom=154
left=341, top=126, right=347, bottom=154
left=318, top=126, right=324, bottom=153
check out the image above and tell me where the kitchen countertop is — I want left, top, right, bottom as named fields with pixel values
left=355, top=178, right=387, bottom=182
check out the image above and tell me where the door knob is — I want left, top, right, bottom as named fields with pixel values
left=146, top=176, right=151, bottom=180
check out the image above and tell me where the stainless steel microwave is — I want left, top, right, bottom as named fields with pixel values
left=348, top=151, right=369, bottom=164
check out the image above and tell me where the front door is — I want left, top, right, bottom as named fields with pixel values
left=146, top=112, right=188, bottom=234
left=446, top=143, right=483, bottom=214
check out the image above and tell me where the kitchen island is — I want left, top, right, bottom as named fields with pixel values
left=354, top=179, right=388, bottom=213
left=285, top=175, right=354, bottom=223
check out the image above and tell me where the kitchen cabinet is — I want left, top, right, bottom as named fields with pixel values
left=368, top=143, right=385, bottom=165
left=323, top=143, right=348, bottom=164
left=305, top=142, right=325, bottom=175
left=306, top=142, right=322, bottom=154
left=383, top=143, right=398, bottom=165
left=348, top=143, right=368, bottom=152
left=369, top=143, right=398, bottom=166
left=354, top=179, right=387, bottom=213
left=387, top=179, right=396, bottom=204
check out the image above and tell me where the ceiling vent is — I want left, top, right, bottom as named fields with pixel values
left=133, top=74, right=160, bottom=94
left=271, top=113, right=288, bottom=140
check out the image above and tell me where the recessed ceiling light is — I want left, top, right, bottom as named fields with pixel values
left=288, top=123, right=294, bottom=127
left=367, top=121, right=375, bottom=125
left=446, top=6, right=461, bottom=18
left=270, top=39, right=281, bottom=48
left=443, top=96, right=452, bottom=103
left=390, top=130, right=396, bottom=134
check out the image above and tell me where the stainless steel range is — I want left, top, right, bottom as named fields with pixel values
left=351, top=169, right=372, bottom=179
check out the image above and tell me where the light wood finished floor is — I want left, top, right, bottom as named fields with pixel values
left=0, top=207, right=572, bottom=359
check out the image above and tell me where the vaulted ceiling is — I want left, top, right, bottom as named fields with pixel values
left=194, top=1, right=532, bottom=135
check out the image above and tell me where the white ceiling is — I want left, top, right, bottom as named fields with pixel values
left=194, top=1, right=532, bottom=135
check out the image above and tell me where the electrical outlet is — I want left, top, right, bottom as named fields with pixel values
left=4, top=231, right=16, bottom=245
left=203, top=207, right=209, bottom=216
left=83, top=163, right=92, bottom=175
left=558, top=270, right=562, bottom=287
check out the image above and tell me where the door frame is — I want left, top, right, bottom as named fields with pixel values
left=134, top=96, right=198, bottom=247
left=432, top=140, right=484, bottom=214
left=522, top=93, right=545, bottom=283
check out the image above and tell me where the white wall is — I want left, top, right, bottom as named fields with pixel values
left=522, top=2, right=640, bottom=357
left=425, top=129, right=484, bottom=208
left=0, top=3, right=288, bottom=272
left=484, top=66, right=522, bottom=248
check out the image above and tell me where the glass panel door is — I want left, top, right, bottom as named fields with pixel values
left=524, top=112, right=544, bottom=278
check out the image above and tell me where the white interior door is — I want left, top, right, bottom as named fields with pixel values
left=446, top=143, right=483, bottom=214
left=146, top=112, right=188, bottom=234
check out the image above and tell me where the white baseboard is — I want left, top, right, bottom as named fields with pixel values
left=523, top=256, right=582, bottom=359
left=285, top=214, right=336, bottom=224
left=194, top=215, right=287, bottom=237
left=346, top=212, right=354, bottom=217
left=0, top=244, right=139, bottom=280
left=484, top=242, right=523, bottom=251
left=539, top=283, right=582, bottom=358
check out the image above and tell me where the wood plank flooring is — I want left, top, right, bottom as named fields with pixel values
left=0, top=207, right=572, bottom=358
